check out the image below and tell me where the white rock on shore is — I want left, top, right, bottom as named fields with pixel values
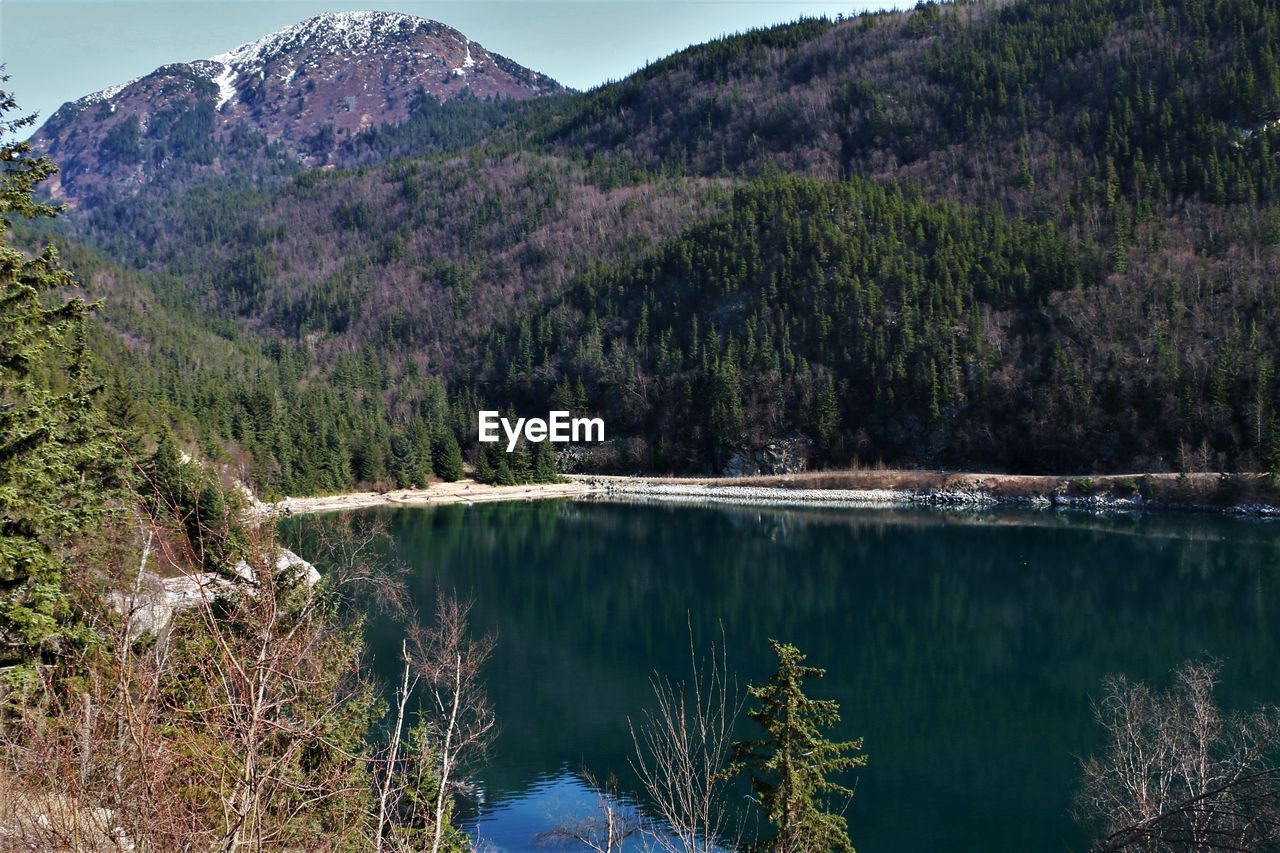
left=110, top=549, right=319, bottom=641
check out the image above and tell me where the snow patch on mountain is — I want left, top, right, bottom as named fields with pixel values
left=212, top=63, right=238, bottom=110
left=210, top=10, right=444, bottom=73
left=33, top=8, right=563, bottom=204
left=75, top=77, right=140, bottom=107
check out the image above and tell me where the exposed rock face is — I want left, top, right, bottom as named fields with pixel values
left=31, top=11, right=564, bottom=202
left=722, top=434, right=814, bottom=477
left=556, top=438, right=650, bottom=473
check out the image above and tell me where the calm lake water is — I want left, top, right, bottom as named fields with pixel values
left=285, top=499, right=1280, bottom=851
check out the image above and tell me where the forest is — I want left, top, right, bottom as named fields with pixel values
left=22, top=0, right=1280, bottom=492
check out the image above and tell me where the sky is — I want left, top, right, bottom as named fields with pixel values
left=1, top=0, right=900, bottom=129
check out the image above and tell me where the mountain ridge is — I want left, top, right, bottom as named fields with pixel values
left=32, top=11, right=565, bottom=202
left=25, top=0, right=1280, bottom=492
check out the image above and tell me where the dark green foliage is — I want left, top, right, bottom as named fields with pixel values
left=536, top=17, right=838, bottom=177
left=100, top=115, right=143, bottom=164
left=815, top=374, right=840, bottom=455
left=431, top=424, right=466, bottom=482
left=347, top=92, right=562, bottom=164
left=24, top=0, right=1280, bottom=483
left=731, top=641, right=867, bottom=852
left=533, top=440, right=560, bottom=483
left=390, top=418, right=433, bottom=488
left=0, top=83, right=119, bottom=684
left=144, top=433, right=244, bottom=571
left=929, top=0, right=1280, bottom=203
left=483, top=176, right=1090, bottom=470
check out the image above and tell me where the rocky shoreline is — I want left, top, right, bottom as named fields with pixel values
left=580, top=476, right=1280, bottom=517
left=243, top=472, right=1280, bottom=520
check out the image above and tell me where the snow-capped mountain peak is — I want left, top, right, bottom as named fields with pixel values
left=211, top=11, right=447, bottom=69
left=32, top=12, right=564, bottom=202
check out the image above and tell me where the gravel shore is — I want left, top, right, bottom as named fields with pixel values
left=264, top=473, right=1280, bottom=518
left=582, top=477, right=1280, bottom=516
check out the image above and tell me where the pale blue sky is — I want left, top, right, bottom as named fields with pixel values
left=2, top=1, right=899, bottom=128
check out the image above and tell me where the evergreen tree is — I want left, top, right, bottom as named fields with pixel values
left=103, top=377, right=146, bottom=463
left=145, top=432, right=243, bottom=572
left=389, top=428, right=419, bottom=488
left=731, top=641, right=867, bottom=853
left=473, top=445, right=496, bottom=484
left=405, top=417, right=433, bottom=488
left=0, top=83, right=117, bottom=685
left=533, top=440, right=560, bottom=483
left=509, top=439, right=533, bottom=484
left=431, top=424, right=466, bottom=482
left=352, top=429, right=387, bottom=485
left=815, top=374, right=840, bottom=454
left=707, top=351, right=745, bottom=453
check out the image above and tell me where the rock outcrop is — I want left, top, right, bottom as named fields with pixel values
left=110, top=550, right=319, bottom=641
left=722, top=434, right=814, bottom=477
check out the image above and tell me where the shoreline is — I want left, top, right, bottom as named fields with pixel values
left=270, top=479, right=593, bottom=515
left=583, top=471, right=1280, bottom=516
left=269, top=470, right=1280, bottom=517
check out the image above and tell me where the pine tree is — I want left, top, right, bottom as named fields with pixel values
left=389, top=428, right=418, bottom=489
left=815, top=374, right=840, bottom=453
left=431, top=425, right=465, bottom=482
left=405, top=417, right=433, bottom=488
left=509, top=439, right=533, bottom=484
left=103, top=377, right=146, bottom=463
left=533, top=440, right=560, bottom=483
left=145, top=432, right=243, bottom=572
left=353, top=429, right=387, bottom=485
left=707, top=351, right=744, bottom=453
left=493, top=451, right=515, bottom=486
left=731, top=641, right=867, bottom=853
left=474, top=445, right=496, bottom=484
left=0, top=82, right=118, bottom=686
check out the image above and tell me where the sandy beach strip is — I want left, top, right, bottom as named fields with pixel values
left=271, top=479, right=594, bottom=515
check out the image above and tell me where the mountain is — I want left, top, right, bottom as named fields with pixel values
left=26, top=0, right=1280, bottom=492
left=31, top=11, right=564, bottom=203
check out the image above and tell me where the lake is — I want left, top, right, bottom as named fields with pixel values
left=284, top=498, right=1280, bottom=851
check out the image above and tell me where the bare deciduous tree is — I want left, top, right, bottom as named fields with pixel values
left=1078, top=659, right=1280, bottom=851
left=629, top=633, right=743, bottom=852
left=412, top=591, right=497, bottom=853
left=0, top=472, right=503, bottom=852
left=169, top=527, right=377, bottom=852
left=375, top=639, right=418, bottom=852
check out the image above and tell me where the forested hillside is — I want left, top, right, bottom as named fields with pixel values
left=30, top=0, right=1280, bottom=488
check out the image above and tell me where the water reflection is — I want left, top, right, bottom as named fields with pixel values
left=284, top=500, right=1280, bottom=852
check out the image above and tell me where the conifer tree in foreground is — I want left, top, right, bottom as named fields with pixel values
left=0, top=80, right=116, bottom=687
left=731, top=641, right=867, bottom=852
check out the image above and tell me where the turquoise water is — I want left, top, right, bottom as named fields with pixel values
left=285, top=499, right=1280, bottom=851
